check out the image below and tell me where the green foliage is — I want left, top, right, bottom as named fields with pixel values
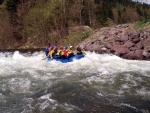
left=108, top=9, right=114, bottom=20
left=136, top=5, right=144, bottom=16
left=1, top=0, right=150, bottom=48
left=147, top=9, right=150, bottom=19
left=60, top=30, right=93, bottom=46
left=134, top=20, right=150, bottom=30
left=96, top=8, right=108, bottom=26
left=81, top=6, right=90, bottom=26
left=24, top=0, right=70, bottom=37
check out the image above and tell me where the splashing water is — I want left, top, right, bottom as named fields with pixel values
left=0, top=51, right=150, bottom=113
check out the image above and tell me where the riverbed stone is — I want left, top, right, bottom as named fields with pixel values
left=123, top=41, right=135, bottom=48
left=134, top=50, right=143, bottom=60
left=115, top=47, right=130, bottom=56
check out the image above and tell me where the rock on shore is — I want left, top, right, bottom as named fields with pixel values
left=79, top=24, right=150, bottom=60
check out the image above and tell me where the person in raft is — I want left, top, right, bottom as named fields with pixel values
left=52, top=46, right=60, bottom=59
left=67, top=45, right=75, bottom=58
left=44, top=44, right=86, bottom=60
left=61, top=46, right=68, bottom=59
left=76, top=45, right=86, bottom=55
left=44, top=43, right=51, bottom=57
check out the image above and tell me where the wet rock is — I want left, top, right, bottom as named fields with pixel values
left=125, top=51, right=136, bottom=59
left=135, top=41, right=144, bottom=49
left=111, top=45, right=122, bottom=52
left=97, top=47, right=107, bottom=54
left=134, top=50, right=143, bottom=60
left=132, top=38, right=140, bottom=44
left=108, top=29, right=116, bottom=35
left=129, top=32, right=139, bottom=40
left=115, top=47, right=130, bottom=56
left=119, top=35, right=129, bottom=42
left=130, top=47, right=137, bottom=51
left=123, top=41, right=135, bottom=48
left=105, top=43, right=112, bottom=49
left=144, top=46, right=150, bottom=52
left=124, top=49, right=143, bottom=60
left=143, top=50, right=150, bottom=58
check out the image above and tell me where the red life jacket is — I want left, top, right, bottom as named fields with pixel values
left=63, top=51, right=67, bottom=56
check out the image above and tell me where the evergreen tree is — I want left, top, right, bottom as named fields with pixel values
left=6, top=0, right=20, bottom=12
left=0, top=0, right=4, bottom=5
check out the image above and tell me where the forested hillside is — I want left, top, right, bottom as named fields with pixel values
left=0, top=0, right=150, bottom=49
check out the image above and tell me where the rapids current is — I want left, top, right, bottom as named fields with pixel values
left=0, top=51, right=150, bottom=113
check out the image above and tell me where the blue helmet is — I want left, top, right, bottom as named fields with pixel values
left=63, top=46, right=67, bottom=50
left=53, top=46, right=57, bottom=49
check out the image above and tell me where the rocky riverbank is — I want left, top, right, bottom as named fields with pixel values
left=79, top=24, right=150, bottom=60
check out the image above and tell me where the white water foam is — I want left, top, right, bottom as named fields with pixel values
left=1, top=51, right=150, bottom=113
left=0, top=51, right=150, bottom=96
left=8, top=78, right=31, bottom=93
left=0, top=51, right=150, bottom=73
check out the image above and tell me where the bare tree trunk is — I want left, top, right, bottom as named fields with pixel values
left=79, top=0, right=83, bottom=25
left=88, top=0, right=91, bottom=26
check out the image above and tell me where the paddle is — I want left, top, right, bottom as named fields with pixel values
left=41, top=55, right=47, bottom=60
left=86, top=55, right=97, bottom=67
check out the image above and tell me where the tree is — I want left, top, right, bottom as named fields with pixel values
left=24, top=0, right=71, bottom=43
left=6, top=0, right=19, bottom=11
left=96, top=8, right=108, bottom=26
left=0, top=0, right=4, bottom=5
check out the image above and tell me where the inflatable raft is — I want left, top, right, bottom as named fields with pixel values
left=47, top=54, right=85, bottom=63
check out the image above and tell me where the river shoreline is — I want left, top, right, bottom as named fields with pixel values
left=0, top=48, right=45, bottom=53
left=79, top=24, right=150, bottom=61
left=0, top=48, right=150, bottom=61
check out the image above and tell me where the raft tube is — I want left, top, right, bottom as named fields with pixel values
left=47, top=54, right=85, bottom=63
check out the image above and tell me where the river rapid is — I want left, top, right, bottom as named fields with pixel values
left=0, top=51, right=150, bottom=113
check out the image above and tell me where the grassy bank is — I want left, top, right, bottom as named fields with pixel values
left=134, top=20, right=150, bottom=30
left=59, top=30, right=93, bottom=47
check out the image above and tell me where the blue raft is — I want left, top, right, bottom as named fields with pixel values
left=47, top=54, right=85, bottom=63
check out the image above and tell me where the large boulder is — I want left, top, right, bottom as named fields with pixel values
left=129, top=32, right=139, bottom=41
left=115, top=47, right=130, bottom=56
left=135, top=41, right=144, bottom=49
left=123, top=40, right=135, bottom=48
left=134, top=50, right=143, bottom=60
left=124, top=51, right=137, bottom=60
left=111, top=44, right=122, bottom=52
left=118, top=35, right=129, bottom=42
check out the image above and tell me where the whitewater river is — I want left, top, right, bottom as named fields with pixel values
left=0, top=51, right=150, bottom=113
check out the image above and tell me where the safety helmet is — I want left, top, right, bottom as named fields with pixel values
left=63, top=46, right=67, bottom=50
left=78, top=45, right=83, bottom=49
left=59, top=46, right=63, bottom=49
left=53, top=46, right=57, bottom=49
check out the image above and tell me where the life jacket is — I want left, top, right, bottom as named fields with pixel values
left=67, top=48, right=74, bottom=57
left=64, top=51, right=67, bottom=56
left=67, top=48, right=72, bottom=54
left=53, top=49, right=60, bottom=58
left=61, top=50, right=67, bottom=57
left=48, top=49, right=54, bottom=58
left=57, top=49, right=62, bottom=56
